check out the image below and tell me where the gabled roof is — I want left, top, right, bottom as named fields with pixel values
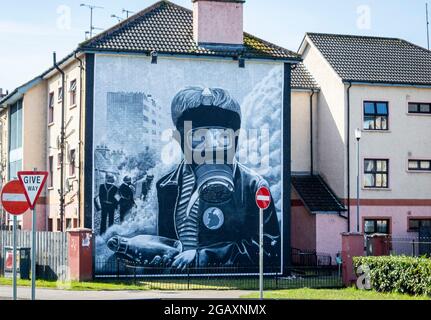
left=80, top=0, right=301, bottom=61
left=302, top=32, right=431, bottom=86
left=292, top=175, right=346, bottom=214
left=292, top=63, right=319, bottom=90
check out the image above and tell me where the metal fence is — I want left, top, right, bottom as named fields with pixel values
left=384, top=236, right=431, bottom=257
left=94, top=259, right=343, bottom=290
left=291, top=248, right=332, bottom=266
left=0, top=230, right=68, bottom=280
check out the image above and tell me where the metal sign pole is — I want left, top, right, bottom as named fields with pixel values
left=31, top=206, right=36, bottom=300
left=31, top=167, right=37, bottom=301
left=259, top=208, right=263, bottom=300
left=12, top=215, right=17, bottom=300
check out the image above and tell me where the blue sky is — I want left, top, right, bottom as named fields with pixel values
left=0, top=0, right=429, bottom=91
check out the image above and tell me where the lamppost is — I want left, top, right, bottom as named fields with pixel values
left=355, top=128, right=362, bottom=233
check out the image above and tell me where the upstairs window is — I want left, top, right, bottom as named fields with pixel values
left=364, top=159, right=389, bottom=188
left=363, top=101, right=388, bottom=130
left=408, top=160, right=431, bottom=172
left=48, top=92, right=54, bottom=124
left=58, top=87, right=63, bottom=102
left=69, top=80, right=77, bottom=106
left=69, top=149, right=76, bottom=176
left=408, top=103, right=431, bottom=114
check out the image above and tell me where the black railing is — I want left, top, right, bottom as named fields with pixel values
left=291, top=248, right=332, bottom=266
left=383, top=236, right=431, bottom=257
left=94, top=259, right=343, bottom=290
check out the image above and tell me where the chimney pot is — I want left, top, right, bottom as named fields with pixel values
left=193, top=0, right=245, bottom=47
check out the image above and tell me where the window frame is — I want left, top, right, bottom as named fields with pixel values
left=69, top=149, right=76, bottom=177
left=48, top=92, right=55, bottom=124
left=364, top=159, right=389, bottom=189
left=48, top=156, right=54, bottom=188
left=408, top=102, right=431, bottom=115
left=408, top=159, right=431, bottom=172
left=408, top=217, right=431, bottom=232
left=58, top=87, right=63, bottom=102
left=363, top=218, right=391, bottom=235
left=69, top=79, right=77, bottom=107
left=363, top=101, right=389, bottom=131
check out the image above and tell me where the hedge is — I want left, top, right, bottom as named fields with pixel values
left=353, top=256, right=431, bottom=296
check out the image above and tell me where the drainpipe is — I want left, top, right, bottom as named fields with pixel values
left=74, top=52, right=84, bottom=228
left=346, top=82, right=352, bottom=233
left=310, top=90, right=316, bottom=175
left=53, top=52, right=65, bottom=232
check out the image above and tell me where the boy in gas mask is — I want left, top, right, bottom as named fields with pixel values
left=107, top=87, right=280, bottom=270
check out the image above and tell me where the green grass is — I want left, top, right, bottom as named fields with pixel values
left=242, top=287, right=431, bottom=300
left=0, top=276, right=342, bottom=291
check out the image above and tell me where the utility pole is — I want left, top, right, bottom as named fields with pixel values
left=80, top=3, right=104, bottom=38
left=427, top=3, right=430, bottom=50
left=122, top=8, right=134, bottom=18
left=111, top=14, right=123, bottom=23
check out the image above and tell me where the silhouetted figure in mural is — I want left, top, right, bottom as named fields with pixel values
left=99, top=173, right=118, bottom=235
left=118, top=176, right=136, bottom=222
left=107, top=87, right=280, bottom=270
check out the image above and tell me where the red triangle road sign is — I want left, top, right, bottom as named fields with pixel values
left=17, top=171, right=49, bottom=210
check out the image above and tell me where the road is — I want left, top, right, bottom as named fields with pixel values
left=0, top=286, right=253, bottom=300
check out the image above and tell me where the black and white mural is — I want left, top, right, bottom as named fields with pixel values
left=93, top=56, right=284, bottom=274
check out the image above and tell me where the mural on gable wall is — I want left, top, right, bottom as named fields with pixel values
left=93, top=56, right=285, bottom=275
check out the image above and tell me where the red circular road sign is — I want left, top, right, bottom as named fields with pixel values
left=256, top=186, right=271, bottom=210
left=1, top=180, right=29, bottom=215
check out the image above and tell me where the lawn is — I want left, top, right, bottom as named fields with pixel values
left=0, top=276, right=343, bottom=291
left=241, top=287, right=431, bottom=300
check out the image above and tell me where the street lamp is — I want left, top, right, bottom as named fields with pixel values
left=355, top=128, right=362, bottom=233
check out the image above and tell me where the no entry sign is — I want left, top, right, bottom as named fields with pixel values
left=18, top=171, right=48, bottom=209
left=256, top=186, right=271, bottom=210
left=1, top=180, right=29, bottom=215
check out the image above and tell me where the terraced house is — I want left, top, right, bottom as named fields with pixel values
left=0, top=0, right=430, bottom=267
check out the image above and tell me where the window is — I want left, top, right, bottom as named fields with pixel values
left=364, top=159, right=389, bottom=188
left=408, top=160, right=431, bottom=172
left=48, top=219, right=53, bottom=232
left=48, top=156, right=54, bottom=187
left=69, top=80, right=77, bottom=106
left=66, top=218, right=72, bottom=230
left=57, top=219, right=62, bottom=231
left=73, top=218, right=78, bottom=229
left=57, top=152, right=62, bottom=168
left=408, top=103, right=431, bottom=114
left=408, top=218, right=431, bottom=232
left=363, top=101, right=388, bottom=130
left=58, top=87, right=63, bottom=102
left=69, top=149, right=76, bottom=176
left=48, top=92, right=54, bottom=123
left=364, top=219, right=390, bottom=234
left=9, top=100, right=23, bottom=151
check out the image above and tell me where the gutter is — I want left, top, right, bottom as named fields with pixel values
left=346, top=82, right=352, bottom=233
left=53, top=52, right=66, bottom=233
left=310, top=90, right=316, bottom=174
left=343, top=80, right=431, bottom=89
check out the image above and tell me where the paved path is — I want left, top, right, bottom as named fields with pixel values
left=0, top=286, right=253, bottom=300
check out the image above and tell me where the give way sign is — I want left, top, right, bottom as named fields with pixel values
left=18, top=171, right=49, bottom=209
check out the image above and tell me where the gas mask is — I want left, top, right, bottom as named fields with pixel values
left=185, top=126, right=237, bottom=204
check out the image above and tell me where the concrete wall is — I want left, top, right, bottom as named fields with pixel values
left=291, top=190, right=316, bottom=252
left=46, top=58, right=83, bottom=232
left=193, top=0, right=244, bottom=45
left=349, top=84, right=431, bottom=200
left=316, top=214, right=348, bottom=263
left=301, top=39, right=347, bottom=198
left=291, top=90, right=318, bottom=174
left=21, top=81, right=48, bottom=231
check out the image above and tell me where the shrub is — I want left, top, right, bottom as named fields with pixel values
left=353, top=256, right=431, bottom=296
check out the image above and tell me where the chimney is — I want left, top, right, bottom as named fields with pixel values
left=193, top=0, right=245, bottom=47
